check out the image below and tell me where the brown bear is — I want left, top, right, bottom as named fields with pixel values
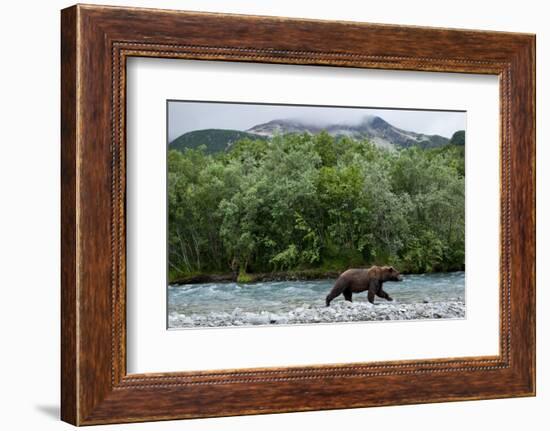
left=325, top=266, right=403, bottom=306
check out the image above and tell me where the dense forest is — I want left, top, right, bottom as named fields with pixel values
left=168, top=132, right=465, bottom=283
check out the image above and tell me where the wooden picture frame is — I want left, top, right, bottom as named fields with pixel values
left=61, top=4, right=535, bottom=425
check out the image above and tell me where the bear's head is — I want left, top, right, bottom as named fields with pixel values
left=383, top=266, right=403, bottom=282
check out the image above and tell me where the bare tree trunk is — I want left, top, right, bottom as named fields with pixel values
left=176, top=229, right=191, bottom=272
left=190, top=230, right=201, bottom=270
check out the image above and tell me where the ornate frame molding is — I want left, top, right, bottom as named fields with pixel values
left=61, top=5, right=535, bottom=425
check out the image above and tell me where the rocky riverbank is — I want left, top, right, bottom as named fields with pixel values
left=168, top=300, right=465, bottom=328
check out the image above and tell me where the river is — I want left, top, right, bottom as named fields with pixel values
left=168, top=271, right=465, bottom=328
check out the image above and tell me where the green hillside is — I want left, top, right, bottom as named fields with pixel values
left=170, top=129, right=266, bottom=153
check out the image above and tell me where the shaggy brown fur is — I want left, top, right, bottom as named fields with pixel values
left=325, top=266, right=403, bottom=306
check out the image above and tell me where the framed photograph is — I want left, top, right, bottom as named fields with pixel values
left=61, top=4, right=536, bottom=425
left=164, top=100, right=467, bottom=330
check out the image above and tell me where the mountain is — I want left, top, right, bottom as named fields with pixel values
left=170, top=129, right=266, bottom=153
left=245, top=119, right=325, bottom=137
left=170, top=116, right=462, bottom=153
left=246, top=116, right=450, bottom=149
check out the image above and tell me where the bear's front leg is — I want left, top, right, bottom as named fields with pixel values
left=378, top=287, right=393, bottom=302
left=367, top=290, right=375, bottom=304
left=367, top=279, right=379, bottom=304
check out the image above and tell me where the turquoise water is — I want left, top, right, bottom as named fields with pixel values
left=168, top=271, right=465, bottom=316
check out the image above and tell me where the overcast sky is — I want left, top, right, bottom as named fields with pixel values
left=168, top=101, right=466, bottom=142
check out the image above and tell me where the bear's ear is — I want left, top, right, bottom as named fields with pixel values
left=389, top=266, right=395, bottom=271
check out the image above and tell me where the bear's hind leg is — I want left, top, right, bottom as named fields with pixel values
left=343, top=288, right=353, bottom=302
left=326, top=279, right=347, bottom=306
